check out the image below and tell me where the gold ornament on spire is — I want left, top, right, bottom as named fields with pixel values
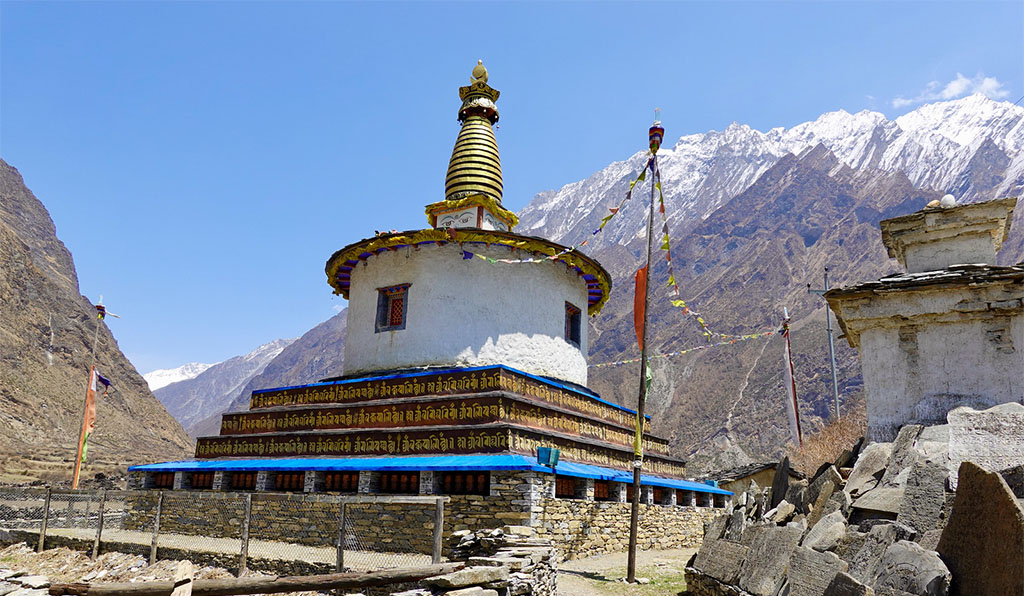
left=444, top=61, right=503, bottom=203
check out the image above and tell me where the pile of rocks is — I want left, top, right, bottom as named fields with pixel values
left=685, top=403, right=1024, bottom=596
left=385, top=526, right=556, bottom=596
left=0, top=568, right=51, bottom=596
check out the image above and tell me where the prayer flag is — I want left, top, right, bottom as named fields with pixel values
left=462, top=251, right=473, bottom=259
left=633, top=266, right=647, bottom=350
left=780, top=322, right=803, bottom=446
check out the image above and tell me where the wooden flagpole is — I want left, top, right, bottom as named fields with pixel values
left=627, top=144, right=659, bottom=584
left=72, top=309, right=102, bottom=490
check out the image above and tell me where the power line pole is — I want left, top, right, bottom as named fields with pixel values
left=807, top=267, right=840, bottom=419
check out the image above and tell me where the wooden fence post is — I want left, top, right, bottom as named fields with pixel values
left=150, top=492, right=163, bottom=565
left=38, top=488, right=52, bottom=553
left=335, top=502, right=346, bottom=573
left=238, top=493, right=252, bottom=574
left=432, top=498, right=444, bottom=565
left=92, top=490, right=107, bottom=559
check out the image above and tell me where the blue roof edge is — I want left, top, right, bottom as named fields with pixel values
left=128, top=455, right=731, bottom=495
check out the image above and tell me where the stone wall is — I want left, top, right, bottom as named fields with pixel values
left=533, top=498, right=720, bottom=560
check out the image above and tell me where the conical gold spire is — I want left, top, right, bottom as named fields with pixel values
left=445, top=60, right=503, bottom=203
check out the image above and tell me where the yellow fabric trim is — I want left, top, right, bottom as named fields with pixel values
left=424, top=195, right=520, bottom=229
left=325, top=229, right=611, bottom=315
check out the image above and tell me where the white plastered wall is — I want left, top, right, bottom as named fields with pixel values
left=837, top=285, right=1024, bottom=441
left=344, top=242, right=591, bottom=385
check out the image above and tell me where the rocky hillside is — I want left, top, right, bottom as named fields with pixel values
left=0, top=159, right=193, bottom=480
left=153, top=338, right=294, bottom=437
left=189, top=311, right=346, bottom=438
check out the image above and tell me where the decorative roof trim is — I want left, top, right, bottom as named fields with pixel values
left=326, top=228, right=611, bottom=315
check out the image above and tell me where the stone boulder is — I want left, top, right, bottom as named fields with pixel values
left=692, top=539, right=749, bottom=585
left=804, top=511, right=847, bottom=552
left=896, top=459, right=949, bottom=535
left=846, top=443, right=892, bottom=498
left=936, top=461, right=1024, bottom=596
left=871, top=540, right=950, bottom=596
left=880, top=426, right=923, bottom=487
left=787, top=546, right=849, bottom=596
left=738, top=524, right=802, bottom=595
left=947, top=403, right=1024, bottom=490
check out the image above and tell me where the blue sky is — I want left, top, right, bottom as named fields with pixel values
left=2, top=1, right=1021, bottom=374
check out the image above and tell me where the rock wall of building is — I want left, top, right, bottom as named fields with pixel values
left=344, top=241, right=591, bottom=385
left=534, top=498, right=719, bottom=559
left=120, top=471, right=721, bottom=562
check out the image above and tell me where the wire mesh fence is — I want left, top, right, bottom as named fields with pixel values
left=0, top=488, right=446, bottom=574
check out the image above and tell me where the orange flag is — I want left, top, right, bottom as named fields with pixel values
left=634, top=266, right=647, bottom=350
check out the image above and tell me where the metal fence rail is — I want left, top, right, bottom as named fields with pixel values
left=0, top=488, right=447, bottom=573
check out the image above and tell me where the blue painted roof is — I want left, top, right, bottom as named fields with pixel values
left=249, top=364, right=651, bottom=421
left=129, top=455, right=731, bottom=495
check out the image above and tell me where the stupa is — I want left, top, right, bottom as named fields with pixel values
left=826, top=196, right=1023, bottom=441
left=130, top=63, right=729, bottom=550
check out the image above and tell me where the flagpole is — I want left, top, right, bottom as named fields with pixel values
left=627, top=127, right=660, bottom=583
left=782, top=307, right=803, bottom=448
left=72, top=311, right=101, bottom=490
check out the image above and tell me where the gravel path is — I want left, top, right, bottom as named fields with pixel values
left=557, top=547, right=698, bottom=596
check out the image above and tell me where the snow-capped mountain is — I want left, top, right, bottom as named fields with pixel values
left=143, top=362, right=215, bottom=391
left=518, top=94, right=1024, bottom=251
left=153, top=338, right=295, bottom=435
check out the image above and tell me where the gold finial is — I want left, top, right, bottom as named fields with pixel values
left=471, top=59, right=488, bottom=84
left=445, top=62, right=502, bottom=203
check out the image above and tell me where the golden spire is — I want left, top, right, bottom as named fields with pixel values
left=444, top=60, right=503, bottom=203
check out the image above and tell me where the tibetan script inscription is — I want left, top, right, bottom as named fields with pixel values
left=248, top=367, right=650, bottom=433
left=219, top=395, right=670, bottom=455
left=195, top=428, right=510, bottom=459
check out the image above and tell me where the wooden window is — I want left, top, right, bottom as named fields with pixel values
left=191, top=472, right=214, bottom=490
left=379, top=472, right=419, bottom=494
left=376, top=285, right=411, bottom=332
left=676, top=490, right=693, bottom=506
left=152, top=472, right=174, bottom=489
left=564, top=302, right=582, bottom=347
left=325, top=472, right=359, bottom=493
left=626, top=484, right=634, bottom=502
left=594, top=480, right=614, bottom=502
left=230, top=472, right=257, bottom=491
left=274, top=472, right=305, bottom=492
left=441, top=472, right=490, bottom=496
left=653, top=487, right=664, bottom=504
left=555, top=476, right=577, bottom=499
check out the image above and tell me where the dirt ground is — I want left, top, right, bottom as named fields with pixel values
left=556, top=547, right=698, bottom=596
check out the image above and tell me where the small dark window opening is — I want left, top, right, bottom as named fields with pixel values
left=191, top=472, right=214, bottom=490
left=676, top=489, right=693, bottom=505
left=653, top=487, right=664, bottom=504
left=565, top=302, right=582, bottom=347
left=594, top=480, right=614, bottom=502
left=376, top=284, right=411, bottom=332
left=230, top=472, right=257, bottom=491
left=274, top=472, right=305, bottom=492
left=152, top=472, right=174, bottom=489
left=325, top=472, right=359, bottom=493
left=441, top=472, right=490, bottom=496
left=379, top=472, right=419, bottom=494
left=626, top=484, right=635, bottom=502
left=555, top=476, right=577, bottom=499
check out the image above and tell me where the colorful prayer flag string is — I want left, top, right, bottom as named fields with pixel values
left=458, top=156, right=654, bottom=265
left=588, top=330, right=776, bottom=368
